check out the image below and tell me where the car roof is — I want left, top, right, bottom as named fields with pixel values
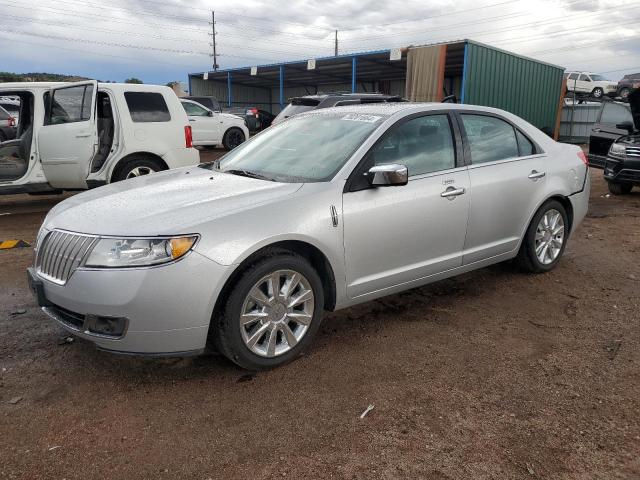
left=295, top=93, right=400, bottom=100
left=0, top=82, right=171, bottom=92
left=295, top=102, right=513, bottom=117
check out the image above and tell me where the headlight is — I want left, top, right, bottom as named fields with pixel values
left=84, top=236, right=198, bottom=268
left=609, top=143, right=626, bottom=159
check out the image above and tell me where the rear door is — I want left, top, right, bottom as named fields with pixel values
left=38, top=81, right=98, bottom=188
left=459, top=112, right=548, bottom=264
left=588, top=102, right=633, bottom=168
left=576, top=74, right=592, bottom=93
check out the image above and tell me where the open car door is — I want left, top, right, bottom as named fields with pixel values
left=38, top=81, right=98, bottom=189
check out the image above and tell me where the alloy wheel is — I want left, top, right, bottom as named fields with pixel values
left=126, top=166, right=155, bottom=178
left=239, top=269, right=315, bottom=358
left=535, top=209, right=565, bottom=265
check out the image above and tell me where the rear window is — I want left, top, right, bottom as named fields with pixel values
left=124, top=92, right=171, bottom=123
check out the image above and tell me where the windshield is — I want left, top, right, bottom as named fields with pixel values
left=590, top=75, right=610, bottom=82
left=205, top=112, right=386, bottom=182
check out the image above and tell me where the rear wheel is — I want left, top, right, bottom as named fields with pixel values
left=591, top=87, right=604, bottom=99
left=607, top=181, right=633, bottom=195
left=211, top=251, right=324, bottom=370
left=222, top=128, right=246, bottom=151
left=112, top=155, right=166, bottom=182
left=516, top=200, right=569, bottom=273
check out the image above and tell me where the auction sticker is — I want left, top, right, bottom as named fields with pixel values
left=341, top=113, right=382, bottom=123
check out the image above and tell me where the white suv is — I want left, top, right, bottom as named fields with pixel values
left=180, top=99, right=248, bottom=150
left=565, top=72, right=617, bottom=99
left=0, top=81, right=199, bottom=195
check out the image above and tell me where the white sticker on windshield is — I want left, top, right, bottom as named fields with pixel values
left=341, top=113, right=382, bottom=123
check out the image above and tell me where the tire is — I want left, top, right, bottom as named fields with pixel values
left=211, top=250, right=325, bottom=370
left=0, top=131, right=5, bottom=142
left=222, top=127, right=246, bottom=151
left=591, top=87, right=604, bottom=99
left=619, top=88, right=630, bottom=101
left=607, top=181, right=633, bottom=195
left=516, top=200, right=569, bottom=274
left=111, top=155, right=166, bottom=182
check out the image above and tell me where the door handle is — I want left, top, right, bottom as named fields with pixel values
left=528, top=170, right=546, bottom=180
left=189, top=119, right=196, bottom=122
left=75, top=133, right=91, bottom=138
left=441, top=186, right=466, bottom=199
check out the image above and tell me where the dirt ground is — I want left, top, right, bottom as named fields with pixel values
left=0, top=150, right=639, bottom=479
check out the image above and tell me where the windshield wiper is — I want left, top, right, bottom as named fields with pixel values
left=224, top=169, right=274, bottom=181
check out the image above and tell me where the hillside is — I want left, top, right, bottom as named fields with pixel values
left=0, top=72, right=89, bottom=83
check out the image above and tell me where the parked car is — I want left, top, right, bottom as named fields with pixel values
left=272, top=93, right=405, bottom=125
left=615, top=73, right=640, bottom=102
left=0, top=81, right=199, bottom=195
left=184, top=95, right=222, bottom=112
left=603, top=86, right=640, bottom=194
left=0, top=105, right=17, bottom=142
left=228, top=107, right=275, bottom=132
left=181, top=99, right=249, bottom=150
left=28, top=102, right=590, bottom=370
left=0, top=97, right=20, bottom=125
left=588, top=101, right=634, bottom=168
left=565, top=71, right=617, bottom=99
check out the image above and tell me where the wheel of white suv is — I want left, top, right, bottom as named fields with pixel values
left=516, top=200, right=569, bottom=273
left=112, top=155, right=166, bottom=182
left=211, top=250, right=324, bottom=370
left=222, top=127, right=246, bottom=151
left=607, top=181, right=633, bottom=195
left=591, top=87, right=604, bottom=99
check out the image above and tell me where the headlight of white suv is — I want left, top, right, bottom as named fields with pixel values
left=609, top=143, right=626, bottom=159
left=84, top=236, right=198, bottom=268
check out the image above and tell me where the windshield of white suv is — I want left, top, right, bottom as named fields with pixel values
left=207, top=112, right=386, bottom=182
left=590, top=75, right=610, bottom=81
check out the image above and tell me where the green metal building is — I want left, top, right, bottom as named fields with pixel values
left=189, top=39, right=565, bottom=135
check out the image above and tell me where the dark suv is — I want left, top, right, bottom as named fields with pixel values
left=602, top=87, right=640, bottom=194
left=617, top=73, right=640, bottom=102
left=272, top=93, right=405, bottom=125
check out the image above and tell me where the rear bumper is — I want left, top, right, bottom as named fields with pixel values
left=569, top=171, right=590, bottom=237
left=163, top=147, right=201, bottom=169
left=28, top=250, right=229, bottom=355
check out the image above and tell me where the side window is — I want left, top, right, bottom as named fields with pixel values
left=182, top=102, right=209, bottom=116
left=600, top=103, right=633, bottom=125
left=368, top=114, right=456, bottom=177
left=46, top=85, right=93, bottom=125
left=578, top=74, right=591, bottom=82
left=461, top=114, right=519, bottom=164
left=515, top=130, right=535, bottom=156
left=124, top=92, right=171, bottom=123
left=567, top=73, right=578, bottom=80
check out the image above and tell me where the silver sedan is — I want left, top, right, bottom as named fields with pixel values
left=28, top=103, right=590, bottom=369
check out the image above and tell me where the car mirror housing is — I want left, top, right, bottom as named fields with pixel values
left=367, top=164, right=408, bottom=187
left=208, top=111, right=214, bottom=117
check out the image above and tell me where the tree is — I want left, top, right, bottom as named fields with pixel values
left=124, top=77, right=143, bottom=84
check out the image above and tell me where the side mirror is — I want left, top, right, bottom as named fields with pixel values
left=367, top=164, right=408, bottom=187
left=208, top=111, right=214, bottom=117
left=616, top=121, right=634, bottom=134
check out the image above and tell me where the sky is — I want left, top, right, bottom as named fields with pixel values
left=0, top=0, right=639, bottom=85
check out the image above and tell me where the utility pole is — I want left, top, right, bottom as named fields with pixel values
left=210, top=11, right=218, bottom=71
left=334, top=30, right=338, bottom=56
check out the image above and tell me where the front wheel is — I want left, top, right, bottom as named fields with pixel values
left=212, top=252, right=325, bottom=370
left=516, top=200, right=569, bottom=273
left=112, top=155, right=165, bottom=182
left=222, top=127, right=246, bottom=151
left=607, top=181, right=633, bottom=195
left=591, top=87, right=604, bottom=99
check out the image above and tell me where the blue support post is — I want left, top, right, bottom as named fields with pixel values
left=351, top=56, right=357, bottom=93
left=279, top=65, right=284, bottom=109
left=227, top=71, right=232, bottom=108
left=460, top=42, right=468, bottom=104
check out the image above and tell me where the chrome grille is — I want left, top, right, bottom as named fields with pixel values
left=627, top=147, right=640, bottom=158
left=36, top=231, right=98, bottom=285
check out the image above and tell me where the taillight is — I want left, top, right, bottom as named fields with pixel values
left=8, top=116, right=15, bottom=127
left=577, top=150, right=588, bottom=166
left=250, top=108, right=258, bottom=118
left=184, top=125, right=193, bottom=148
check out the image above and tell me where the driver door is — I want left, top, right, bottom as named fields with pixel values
left=342, top=113, right=470, bottom=299
left=38, top=81, right=98, bottom=189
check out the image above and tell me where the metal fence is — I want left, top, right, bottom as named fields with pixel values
left=559, top=102, right=601, bottom=144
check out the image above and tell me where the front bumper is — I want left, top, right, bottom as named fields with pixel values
left=28, top=250, right=229, bottom=355
left=603, top=156, right=640, bottom=184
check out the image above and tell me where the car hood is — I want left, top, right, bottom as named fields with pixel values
left=220, top=113, right=244, bottom=121
left=44, top=166, right=302, bottom=236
